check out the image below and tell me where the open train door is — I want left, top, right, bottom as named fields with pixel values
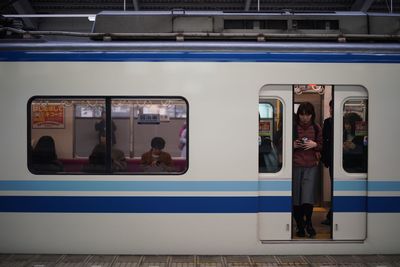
left=258, top=85, right=292, bottom=241
left=332, top=85, right=368, bottom=241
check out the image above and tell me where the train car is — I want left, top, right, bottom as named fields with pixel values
left=0, top=11, right=400, bottom=255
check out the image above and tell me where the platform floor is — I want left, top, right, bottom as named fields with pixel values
left=1, top=208, right=398, bottom=266
left=1, top=254, right=400, bottom=267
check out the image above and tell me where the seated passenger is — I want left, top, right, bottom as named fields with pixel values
left=101, top=133, right=127, bottom=172
left=82, top=142, right=127, bottom=173
left=112, top=147, right=127, bottom=172
left=141, top=137, right=173, bottom=172
left=81, top=144, right=106, bottom=173
left=31, top=136, right=64, bottom=173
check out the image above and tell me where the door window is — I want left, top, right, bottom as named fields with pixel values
left=342, top=99, right=368, bottom=173
left=259, top=100, right=283, bottom=173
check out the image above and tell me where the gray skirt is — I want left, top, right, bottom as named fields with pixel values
left=293, top=165, right=318, bottom=205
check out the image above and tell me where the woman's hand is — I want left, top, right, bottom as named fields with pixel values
left=150, top=160, right=159, bottom=167
left=303, top=140, right=317, bottom=150
left=294, top=139, right=303, bottom=149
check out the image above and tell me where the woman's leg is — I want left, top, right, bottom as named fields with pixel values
left=293, top=167, right=305, bottom=237
left=301, top=166, right=318, bottom=238
left=293, top=205, right=305, bottom=237
left=303, top=203, right=316, bottom=237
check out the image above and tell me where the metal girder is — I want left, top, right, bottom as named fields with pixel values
left=133, top=0, right=139, bottom=11
left=244, top=0, right=251, bottom=11
left=351, top=0, right=375, bottom=12
left=12, top=0, right=37, bottom=29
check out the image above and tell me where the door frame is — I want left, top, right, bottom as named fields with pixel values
left=332, top=85, right=368, bottom=241
left=258, top=85, right=293, bottom=241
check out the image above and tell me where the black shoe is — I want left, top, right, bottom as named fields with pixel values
left=305, top=222, right=316, bottom=238
left=296, top=227, right=306, bottom=237
left=321, top=219, right=331, bottom=225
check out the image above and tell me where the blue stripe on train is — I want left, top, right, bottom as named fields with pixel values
left=0, top=180, right=260, bottom=192
left=1, top=51, right=400, bottom=63
left=368, top=197, right=400, bottom=212
left=0, top=180, right=289, bottom=191
left=259, top=196, right=292, bottom=212
left=0, top=196, right=399, bottom=213
left=0, top=196, right=290, bottom=213
left=1, top=180, right=398, bottom=191
left=0, top=196, right=258, bottom=213
left=333, top=196, right=367, bottom=212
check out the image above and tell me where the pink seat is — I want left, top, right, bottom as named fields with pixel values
left=60, top=158, right=187, bottom=173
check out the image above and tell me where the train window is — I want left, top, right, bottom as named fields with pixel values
left=29, top=98, right=107, bottom=174
left=28, top=97, right=188, bottom=175
left=111, top=98, right=188, bottom=174
left=259, top=100, right=283, bottom=173
left=342, top=99, right=368, bottom=173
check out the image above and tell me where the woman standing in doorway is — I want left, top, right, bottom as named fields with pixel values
left=293, top=102, right=323, bottom=238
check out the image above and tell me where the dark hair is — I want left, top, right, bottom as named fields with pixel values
left=295, top=102, right=316, bottom=124
left=329, top=100, right=333, bottom=108
left=343, top=112, right=362, bottom=136
left=32, top=136, right=58, bottom=164
left=89, top=144, right=106, bottom=165
left=151, top=137, right=165, bottom=150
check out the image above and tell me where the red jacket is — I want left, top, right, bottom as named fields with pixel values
left=293, top=122, right=323, bottom=167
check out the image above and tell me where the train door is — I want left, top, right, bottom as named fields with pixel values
left=292, top=85, right=332, bottom=240
left=332, top=86, right=368, bottom=240
left=258, top=85, right=292, bottom=241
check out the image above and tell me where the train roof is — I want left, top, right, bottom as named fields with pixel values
left=1, top=11, right=400, bottom=53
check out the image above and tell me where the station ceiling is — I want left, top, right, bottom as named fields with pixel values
left=2, top=0, right=399, bottom=14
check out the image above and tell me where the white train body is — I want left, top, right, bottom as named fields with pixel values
left=0, top=41, right=400, bottom=254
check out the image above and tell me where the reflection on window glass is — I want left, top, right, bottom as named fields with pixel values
left=259, top=100, right=283, bottom=173
left=175, top=104, right=187, bottom=118
left=75, top=104, right=103, bottom=118
left=342, top=99, right=368, bottom=173
left=259, top=103, right=273, bottom=119
left=112, top=105, right=131, bottom=118
left=28, top=97, right=188, bottom=175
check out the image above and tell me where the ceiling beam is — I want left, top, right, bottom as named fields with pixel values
left=244, top=0, right=251, bottom=11
left=133, top=0, right=139, bottom=11
left=12, top=0, right=37, bottom=29
left=351, top=0, right=375, bottom=12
